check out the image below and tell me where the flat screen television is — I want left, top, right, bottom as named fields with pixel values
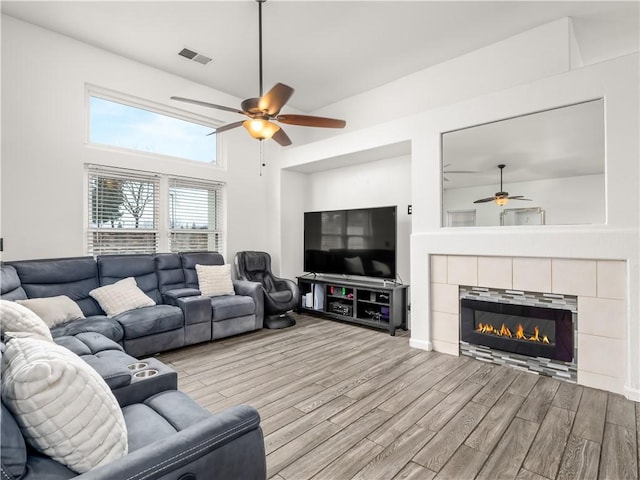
left=304, top=206, right=397, bottom=279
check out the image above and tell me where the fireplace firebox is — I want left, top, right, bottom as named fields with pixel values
left=460, top=298, right=573, bottom=362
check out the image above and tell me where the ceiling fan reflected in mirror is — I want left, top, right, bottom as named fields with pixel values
left=473, top=164, right=532, bottom=206
left=171, top=0, right=346, bottom=146
left=443, top=163, right=477, bottom=182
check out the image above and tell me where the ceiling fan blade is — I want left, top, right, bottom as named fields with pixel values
left=206, top=121, right=244, bottom=135
left=170, top=96, right=246, bottom=115
left=258, top=83, right=295, bottom=115
left=444, top=170, right=477, bottom=174
left=276, top=114, right=346, bottom=128
left=508, top=196, right=533, bottom=201
left=272, top=127, right=292, bottom=147
left=473, top=197, right=497, bottom=203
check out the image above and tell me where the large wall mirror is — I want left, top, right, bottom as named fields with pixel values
left=441, top=99, right=605, bottom=227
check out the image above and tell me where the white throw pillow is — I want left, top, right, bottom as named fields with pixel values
left=16, top=296, right=85, bottom=328
left=89, top=277, right=155, bottom=317
left=1, top=335, right=128, bottom=473
left=0, top=300, right=53, bottom=342
left=196, top=264, right=235, bottom=297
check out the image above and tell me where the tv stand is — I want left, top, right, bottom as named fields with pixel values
left=297, top=276, right=409, bottom=336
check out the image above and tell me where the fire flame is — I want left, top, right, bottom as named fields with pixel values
left=477, top=322, right=550, bottom=344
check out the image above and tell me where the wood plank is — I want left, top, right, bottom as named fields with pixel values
left=516, top=376, right=560, bottom=423
left=507, top=371, right=540, bottom=397
left=265, top=395, right=356, bottom=455
left=476, top=417, right=539, bottom=480
left=556, top=434, right=600, bottom=480
left=310, top=438, right=384, bottom=480
left=571, top=387, right=608, bottom=443
left=413, top=401, right=489, bottom=472
left=261, top=408, right=306, bottom=436
left=465, top=391, right=525, bottom=453
left=377, top=370, right=447, bottom=414
left=416, top=381, right=483, bottom=432
left=606, top=393, right=636, bottom=431
left=522, top=406, right=575, bottom=479
left=352, top=425, right=435, bottom=480
left=266, top=421, right=341, bottom=478
left=466, top=362, right=499, bottom=386
left=368, top=389, right=447, bottom=447
left=472, top=366, right=518, bottom=407
left=279, top=408, right=392, bottom=480
left=551, top=382, right=583, bottom=412
left=599, top=422, right=638, bottom=480
left=434, top=444, right=488, bottom=480
left=432, top=359, right=483, bottom=394
left=392, top=462, right=436, bottom=480
left=515, top=469, right=549, bottom=480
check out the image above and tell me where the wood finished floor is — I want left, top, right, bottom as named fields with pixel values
left=158, top=314, right=639, bottom=480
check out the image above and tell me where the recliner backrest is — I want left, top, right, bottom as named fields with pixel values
left=180, top=252, right=225, bottom=289
left=8, top=257, right=103, bottom=316
left=0, top=264, right=27, bottom=301
left=154, top=253, right=186, bottom=294
left=97, top=254, right=162, bottom=304
left=236, top=251, right=277, bottom=292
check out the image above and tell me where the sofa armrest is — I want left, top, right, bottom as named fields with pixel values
left=163, top=290, right=211, bottom=326
left=233, top=280, right=264, bottom=329
left=76, top=405, right=266, bottom=480
left=162, top=288, right=202, bottom=302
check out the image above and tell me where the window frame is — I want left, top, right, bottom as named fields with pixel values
left=85, top=164, right=227, bottom=257
left=85, top=85, right=224, bottom=168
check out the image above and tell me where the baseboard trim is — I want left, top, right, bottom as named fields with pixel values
left=409, top=338, right=432, bottom=351
left=624, top=385, right=640, bottom=402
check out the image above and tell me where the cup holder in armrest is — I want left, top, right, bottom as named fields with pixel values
left=133, top=369, right=158, bottom=379
left=127, top=362, right=149, bottom=371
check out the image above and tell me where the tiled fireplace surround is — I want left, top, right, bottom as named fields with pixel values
left=430, top=255, right=627, bottom=395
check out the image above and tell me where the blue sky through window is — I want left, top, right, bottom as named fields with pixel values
left=89, top=96, right=217, bottom=163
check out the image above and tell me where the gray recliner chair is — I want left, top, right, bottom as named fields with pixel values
left=234, top=251, right=299, bottom=329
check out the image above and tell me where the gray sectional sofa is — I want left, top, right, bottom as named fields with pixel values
left=0, top=333, right=267, bottom=479
left=1, top=252, right=264, bottom=357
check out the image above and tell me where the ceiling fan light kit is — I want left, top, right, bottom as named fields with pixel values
left=170, top=0, right=346, bottom=146
left=473, top=164, right=533, bottom=206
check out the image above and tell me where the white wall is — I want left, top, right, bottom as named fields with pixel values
left=275, top=19, right=639, bottom=398
left=1, top=16, right=272, bottom=262
left=299, top=155, right=412, bottom=284
left=444, top=174, right=605, bottom=226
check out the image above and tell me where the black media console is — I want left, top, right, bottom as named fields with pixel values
left=297, top=276, right=409, bottom=336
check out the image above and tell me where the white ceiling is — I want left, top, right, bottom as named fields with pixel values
left=2, top=1, right=638, bottom=112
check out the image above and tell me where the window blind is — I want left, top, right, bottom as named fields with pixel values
left=87, top=165, right=160, bottom=255
left=168, top=177, right=225, bottom=255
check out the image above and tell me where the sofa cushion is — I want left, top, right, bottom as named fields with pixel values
left=0, top=264, right=27, bottom=301
left=1, top=335, right=128, bottom=473
left=16, top=295, right=85, bottom=328
left=0, top=300, right=53, bottom=342
left=1, top=403, right=27, bottom=480
left=50, top=315, right=124, bottom=343
left=97, top=254, right=163, bottom=304
left=210, top=295, right=255, bottom=322
left=90, top=277, right=156, bottom=317
left=114, top=305, right=184, bottom=340
left=196, top=264, right=235, bottom=297
left=9, top=257, right=103, bottom=317
left=121, top=390, right=212, bottom=452
left=155, top=253, right=186, bottom=294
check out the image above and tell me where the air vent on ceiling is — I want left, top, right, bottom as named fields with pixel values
left=178, top=48, right=212, bottom=65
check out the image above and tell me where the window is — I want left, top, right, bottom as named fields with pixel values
left=87, top=165, right=225, bottom=255
left=169, top=177, right=225, bottom=253
left=88, top=165, right=159, bottom=254
left=88, top=93, right=218, bottom=164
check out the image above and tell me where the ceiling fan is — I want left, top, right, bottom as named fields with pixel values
left=171, top=0, right=346, bottom=147
left=473, top=164, right=532, bottom=206
left=443, top=163, right=476, bottom=182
